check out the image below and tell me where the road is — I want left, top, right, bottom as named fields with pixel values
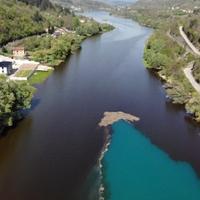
left=179, top=26, right=200, bottom=56
left=179, top=26, right=200, bottom=93
left=183, top=62, right=200, bottom=93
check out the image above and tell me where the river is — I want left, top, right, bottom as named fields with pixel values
left=0, top=11, right=200, bottom=200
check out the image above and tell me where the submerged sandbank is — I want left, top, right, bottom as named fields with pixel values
left=98, top=111, right=140, bottom=127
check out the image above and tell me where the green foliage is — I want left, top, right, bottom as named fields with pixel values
left=192, top=59, right=200, bottom=83
left=19, top=0, right=53, bottom=10
left=120, top=9, right=172, bottom=29
left=0, top=0, right=73, bottom=45
left=24, top=34, right=82, bottom=66
left=0, top=0, right=114, bottom=132
left=72, top=17, right=81, bottom=31
left=184, top=17, right=200, bottom=49
left=0, top=75, right=35, bottom=128
left=120, top=0, right=200, bottom=122
left=75, top=20, right=113, bottom=37
left=15, top=70, right=33, bottom=77
left=29, top=70, right=53, bottom=85
left=17, top=19, right=112, bottom=66
left=186, top=94, right=200, bottom=122
left=144, top=30, right=194, bottom=96
left=0, top=0, right=44, bottom=45
left=142, top=24, right=200, bottom=120
left=165, top=81, right=192, bottom=104
left=144, top=32, right=184, bottom=70
left=76, top=21, right=101, bottom=36
left=32, top=11, right=44, bottom=23
left=100, top=23, right=114, bottom=32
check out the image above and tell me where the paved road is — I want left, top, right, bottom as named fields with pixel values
left=183, top=62, right=200, bottom=93
left=179, top=26, right=200, bottom=56
left=179, top=26, right=200, bottom=93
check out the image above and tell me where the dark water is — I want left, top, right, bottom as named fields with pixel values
left=0, top=11, right=200, bottom=200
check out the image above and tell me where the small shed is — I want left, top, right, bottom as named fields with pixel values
left=12, top=47, right=25, bottom=58
left=0, top=61, right=13, bottom=75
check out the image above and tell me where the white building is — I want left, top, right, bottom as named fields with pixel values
left=0, top=61, right=13, bottom=75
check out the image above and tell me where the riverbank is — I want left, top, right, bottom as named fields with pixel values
left=1, top=10, right=200, bottom=200
left=0, top=75, right=35, bottom=134
left=2, top=20, right=113, bottom=85
left=143, top=26, right=200, bottom=122
left=0, top=8, right=114, bottom=131
left=0, top=0, right=114, bottom=85
left=112, top=7, right=200, bottom=123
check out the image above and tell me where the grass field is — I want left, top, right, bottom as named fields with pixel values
left=15, top=70, right=33, bottom=77
left=29, top=70, right=53, bottom=85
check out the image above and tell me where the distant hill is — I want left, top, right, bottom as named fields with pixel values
left=133, top=0, right=200, bottom=9
left=51, top=0, right=112, bottom=9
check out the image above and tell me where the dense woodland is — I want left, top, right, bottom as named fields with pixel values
left=0, top=75, right=35, bottom=131
left=3, top=16, right=113, bottom=66
left=0, top=0, right=72, bottom=46
left=133, top=0, right=200, bottom=9
left=18, top=0, right=53, bottom=10
left=52, top=0, right=111, bottom=10
left=0, top=0, right=113, bottom=64
left=183, top=17, right=200, bottom=49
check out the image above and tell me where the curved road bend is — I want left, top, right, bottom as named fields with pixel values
left=179, top=26, right=200, bottom=93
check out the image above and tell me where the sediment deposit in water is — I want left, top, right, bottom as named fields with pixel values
left=99, top=111, right=140, bottom=127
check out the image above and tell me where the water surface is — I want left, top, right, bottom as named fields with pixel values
left=103, top=121, right=200, bottom=200
left=0, top=11, right=200, bottom=200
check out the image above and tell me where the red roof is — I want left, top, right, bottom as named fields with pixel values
left=12, top=47, right=25, bottom=51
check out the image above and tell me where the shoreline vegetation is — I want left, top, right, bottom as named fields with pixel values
left=3, top=17, right=114, bottom=69
left=112, top=5, right=200, bottom=123
left=0, top=75, right=35, bottom=133
left=0, top=0, right=114, bottom=133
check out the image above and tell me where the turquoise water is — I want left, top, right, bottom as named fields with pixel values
left=102, top=121, right=200, bottom=200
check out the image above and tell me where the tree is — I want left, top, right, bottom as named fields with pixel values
left=18, top=0, right=53, bottom=10
left=72, top=17, right=80, bottom=31
left=0, top=75, right=35, bottom=128
left=32, top=11, right=43, bottom=23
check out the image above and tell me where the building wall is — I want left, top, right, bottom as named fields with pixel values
left=0, top=62, right=13, bottom=75
left=13, top=50, right=25, bottom=58
left=0, top=67, right=8, bottom=75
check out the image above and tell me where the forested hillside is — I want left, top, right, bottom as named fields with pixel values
left=18, top=0, right=53, bottom=10
left=183, top=17, right=200, bottom=49
left=0, top=75, right=35, bottom=131
left=52, top=0, right=111, bottom=9
left=0, top=0, right=71, bottom=46
left=133, top=0, right=200, bottom=9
